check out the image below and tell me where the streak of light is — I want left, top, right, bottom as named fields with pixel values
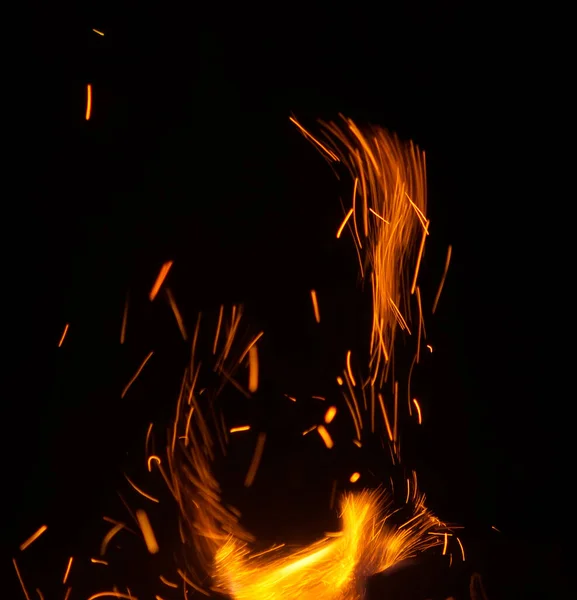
left=345, top=350, right=356, bottom=386
left=213, top=305, right=224, bottom=354
left=442, top=533, right=448, bottom=555
left=64, top=589, right=72, bottom=600
left=36, top=590, right=44, bottom=600
left=91, top=558, right=108, bottom=565
left=85, top=84, right=92, bottom=120
left=302, top=425, right=317, bottom=435
left=230, top=425, right=251, bottom=433
left=100, top=523, right=124, bottom=556
left=285, top=394, right=297, bottom=402
left=145, top=422, right=153, bottom=456
left=432, top=245, right=452, bottom=314
left=310, top=289, right=321, bottom=323
left=63, top=556, right=73, bottom=584
left=368, top=207, right=390, bottom=223
left=353, top=439, right=362, bottom=448
left=121, top=351, right=154, bottom=398
left=324, top=406, right=337, bottom=424
left=456, top=537, right=466, bottom=561
left=349, top=472, right=361, bottom=483
left=177, top=569, right=210, bottom=596
left=312, top=395, right=326, bottom=401
left=491, top=525, right=501, bottom=533
left=249, top=544, right=286, bottom=560
left=92, top=28, right=104, bottom=35
left=289, top=116, right=340, bottom=162
left=412, top=398, right=422, bottom=424
left=336, top=376, right=343, bottom=385
left=410, top=222, right=429, bottom=294
left=149, top=261, right=173, bottom=301
left=147, top=455, right=161, bottom=471
left=378, top=393, right=393, bottom=442
left=317, top=425, right=334, bottom=449
left=13, top=558, right=31, bottom=600
left=166, top=288, right=188, bottom=340
left=336, top=208, right=354, bottom=238
left=248, top=345, right=259, bottom=392
left=136, top=509, right=159, bottom=554
left=426, top=344, right=433, bottom=352
left=87, top=594, right=137, bottom=600
left=58, top=323, right=69, bottom=347
left=125, top=474, right=159, bottom=503
left=19, top=525, right=48, bottom=551
left=120, top=292, right=129, bottom=344
left=238, top=331, right=264, bottom=364
left=244, top=433, right=266, bottom=487
left=159, top=576, right=178, bottom=588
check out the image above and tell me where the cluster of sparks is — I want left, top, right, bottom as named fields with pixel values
left=12, top=113, right=486, bottom=600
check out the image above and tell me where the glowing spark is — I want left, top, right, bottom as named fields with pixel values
left=58, top=323, right=69, bottom=347
left=87, top=594, right=137, bottom=600
left=159, top=576, right=178, bottom=588
left=100, top=523, right=124, bottom=556
left=349, top=472, right=361, bottom=483
left=147, top=455, right=161, bottom=471
left=285, top=394, right=297, bottom=402
left=312, top=395, right=326, bottom=401
left=62, top=556, right=73, bottom=584
left=230, top=425, right=251, bottom=433
left=13, top=558, right=31, bottom=600
left=248, top=345, right=259, bottom=392
left=19, top=525, right=47, bottom=551
left=302, top=425, right=317, bottom=435
left=125, top=474, right=159, bottom=503
left=121, top=351, right=154, bottom=398
left=35, top=589, right=44, bottom=600
left=368, top=207, right=390, bottom=223
left=456, top=536, right=466, bottom=561
left=85, top=84, right=92, bottom=121
left=411, top=222, right=429, bottom=295
left=491, top=525, right=501, bottom=533
left=336, top=207, right=354, bottom=239
left=289, top=116, right=340, bottom=162
left=149, top=261, right=173, bottom=301
left=324, top=406, right=337, bottom=424
left=120, top=292, right=129, bottom=344
left=345, top=350, right=357, bottom=386
left=412, top=398, right=422, bottom=424
left=166, top=288, right=188, bottom=340
left=91, top=558, right=108, bottom=565
left=442, top=533, right=448, bottom=555
left=317, top=424, right=334, bottom=449
left=92, top=28, right=104, bottom=36
left=426, top=344, right=433, bottom=352
left=244, top=432, right=266, bottom=487
left=378, top=393, right=393, bottom=442
left=432, top=245, right=452, bottom=314
left=135, top=509, right=159, bottom=554
left=310, top=289, right=321, bottom=323
left=64, top=588, right=72, bottom=600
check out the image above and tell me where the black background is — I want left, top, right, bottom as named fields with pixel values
left=6, top=2, right=568, bottom=599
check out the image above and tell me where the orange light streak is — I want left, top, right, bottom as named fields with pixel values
left=349, top=472, right=361, bottom=483
left=432, top=245, right=452, bottom=314
left=456, top=537, right=466, bottom=561
left=324, top=406, right=337, bottom=424
left=13, top=558, right=31, bottom=600
left=58, top=324, right=69, bottom=347
left=166, top=288, right=188, bottom=340
left=85, top=84, right=92, bottom=120
left=345, top=350, right=356, bottom=386
left=91, top=558, right=108, bottom=565
left=244, top=432, right=266, bottom=487
left=125, top=474, right=159, bottom=503
left=100, top=523, right=124, bottom=556
left=336, top=208, right=354, bottom=239
left=248, top=345, right=259, bottom=392
left=412, top=398, right=422, bottom=424
left=62, top=556, right=73, bottom=584
left=92, top=28, right=105, bottom=36
left=289, top=116, right=340, bottom=162
left=310, top=289, right=321, bottom=323
left=87, top=594, right=137, bottom=600
left=230, top=425, right=251, bottom=433
left=136, top=509, right=159, bottom=554
left=121, top=351, right=154, bottom=398
left=316, top=425, right=334, bottom=449
left=149, top=261, right=173, bottom=301
left=159, top=576, right=178, bottom=588
left=120, top=292, right=129, bottom=344
left=64, top=588, right=72, bottom=600
left=19, top=525, right=48, bottom=551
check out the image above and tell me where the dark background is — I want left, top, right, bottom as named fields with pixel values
left=6, top=2, right=567, bottom=599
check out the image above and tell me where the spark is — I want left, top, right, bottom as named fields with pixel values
left=87, top=594, right=138, bottom=600
left=324, top=406, right=337, bottom=424
left=316, top=425, right=334, bottom=449
left=166, top=288, right=188, bottom=340
left=85, top=84, right=92, bottom=120
left=91, top=558, right=108, bottom=565
left=13, top=558, right=31, bottom=600
left=368, top=207, right=390, bottom=223
left=159, top=576, right=178, bottom=588
left=248, top=345, right=259, bottom=392
left=121, top=351, right=154, bottom=398
left=312, top=395, right=326, bottom=401
left=230, top=425, right=251, bottom=433
left=491, top=525, right=501, bottom=533
left=136, top=509, right=159, bottom=554
left=349, top=472, right=361, bottom=483
left=310, top=289, right=321, bottom=323
left=92, top=28, right=105, bottom=36
left=100, top=523, right=124, bottom=556
left=336, top=208, right=354, bottom=239
left=432, top=245, right=452, bottom=314
left=35, top=589, right=44, bottom=600
left=302, top=425, right=317, bottom=435
left=120, top=292, right=129, bottom=344
left=64, top=588, right=72, bottom=600
left=412, top=398, right=422, bottom=424
left=289, top=116, right=340, bottom=162
left=426, top=344, right=433, bottom=352
left=124, top=474, right=160, bottom=503
left=62, top=556, right=73, bottom=584
left=244, top=432, right=266, bottom=487
left=456, top=536, right=466, bottom=561
left=345, top=350, right=356, bottom=386
left=149, top=261, right=173, bottom=301
left=58, top=323, right=69, bottom=347
left=19, top=525, right=48, bottom=551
